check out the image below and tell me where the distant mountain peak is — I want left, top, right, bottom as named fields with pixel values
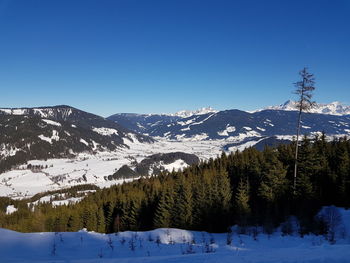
left=264, top=100, right=350, bottom=116
left=169, top=107, right=218, bottom=118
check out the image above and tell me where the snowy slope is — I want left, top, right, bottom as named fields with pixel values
left=1, top=207, right=350, bottom=262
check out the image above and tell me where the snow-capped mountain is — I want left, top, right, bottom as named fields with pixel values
left=0, top=105, right=153, bottom=173
left=108, top=105, right=350, bottom=155
left=109, top=108, right=350, bottom=141
left=107, top=107, right=218, bottom=133
left=264, top=100, right=350, bottom=116
left=169, top=106, right=218, bottom=118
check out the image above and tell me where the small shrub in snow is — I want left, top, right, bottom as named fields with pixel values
left=204, top=242, right=216, bottom=253
left=107, top=236, right=114, bottom=251
left=311, top=237, right=324, bottom=246
left=120, top=237, right=126, bottom=245
left=263, top=221, right=274, bottom=237
left=51, top=241, right=56, bottom=256
left=226, top=231, right=233, bottom=245
left=281, top=216, right=300, bottom=236
left=134, top=232, right=139, bottom=239
left=191, top=237, right=196, bottom=245
left=138, top=238, right=144, bottom=248
left=209, top=235, right=215, bottom=245
left=252, top=226, right=258, bottom=241
left=201, top=232, right=206, bottom=244
left=183, top=235, right=188, bottom=244
left=317, top=206, right=345, bottom=244
left=129, top=238, right=136, bottom=251
left=155, top=235, right=161, bottom=247
left=183, top=242, right=195, bottom=254
left=238, top=235, right=244, bottom=246
left=169, top=236, right=175, bottom=245
left=238, top=226, right=247, bottom=235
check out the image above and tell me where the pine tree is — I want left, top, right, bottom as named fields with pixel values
left=123, top=200, right=139, bottom=231
left=235, top=179, right=251, bottom=228
left=96, top=207, right=105, bottom=233
left=172, top=177, right=193, bottom=229
left=103, top=201, right=114, bottom=233
left=334, top=142, right=350, bottom=205
left=153, top=190, right=174, bottom=228
left=295, top=136, right=318, bottom=199
left=259, top=147, right=288, bottom=203
left=293, top=67, right=316, bottom=194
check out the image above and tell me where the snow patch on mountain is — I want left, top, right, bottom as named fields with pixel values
left=38, top=130, right=60, bottom=144
left=92, top=127, right=119, bottom=136
left=179, top=113, right=217, bottom=132
left=218, top=125, right=236, bottom=136
left=42, top=119, right=61, bottom=127
left=162, top=159, right=189, bottom=172
left=80, top=138, right=89, bottom=146
left=0, top=144, right=21, bottom=158
left=183, top=133, right=209, bottom=141
left=228, top=137, right=265, bottom=152
left=227, top=131, right=261, bottom=142
left=5, top=205, right=17, bottom=215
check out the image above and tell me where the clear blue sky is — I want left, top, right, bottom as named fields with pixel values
left=0, top=0, right=349, bottom=116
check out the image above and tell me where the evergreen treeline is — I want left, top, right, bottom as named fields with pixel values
left=1, top=134, right=349, bottom=234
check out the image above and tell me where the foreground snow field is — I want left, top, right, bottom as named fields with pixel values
left=1, top=207, right=350, bottom=263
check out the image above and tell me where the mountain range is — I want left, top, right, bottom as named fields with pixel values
left=263, top=100, right=350, bottom=115
left=108, top=101, right=350, bottom=142
left=0, top=101, right=349, bottom=198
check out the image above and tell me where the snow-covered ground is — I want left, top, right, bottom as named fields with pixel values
left=1, top=207, right=350, bottom=263
left=0, top=137, right=230, bottom=199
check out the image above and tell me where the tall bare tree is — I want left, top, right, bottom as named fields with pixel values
left=293, top=67, right=316, bottom=194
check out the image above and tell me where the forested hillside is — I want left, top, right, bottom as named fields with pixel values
left=1, top=133, right=349, bottom=235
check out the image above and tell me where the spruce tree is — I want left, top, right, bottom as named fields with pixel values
left=293, top=68, right=316, bottom=194
left=235, top=179, right=251, bottom=228
left=153, top=190, right=174, bottom=228
left=259, top=147, right=288, bottom=203
left=172, top=177, right=193, bottom=229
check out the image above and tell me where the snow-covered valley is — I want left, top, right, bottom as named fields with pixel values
left=0, top=136, right=239, bottom=199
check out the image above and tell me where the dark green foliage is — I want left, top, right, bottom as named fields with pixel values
left=108, top=165, right=138, bottom=180
left=135, top=152, right=200, bottom=176
left=1, top=135, right=350, bottom=235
